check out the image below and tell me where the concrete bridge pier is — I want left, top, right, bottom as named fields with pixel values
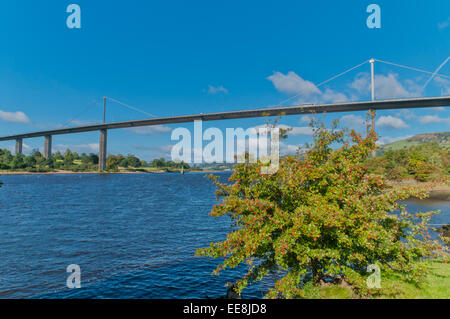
left=15, top=138, right=23, bottom=155
left=99, top=129, right=107, bottom=171
left=44, top=135, right=52, bottom=159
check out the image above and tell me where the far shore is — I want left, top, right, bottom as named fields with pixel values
left=1, top=170, right=448, bottom=200
left=389, top=180, right=450, bottom=201
left=0, top=169, right=232, bottom=176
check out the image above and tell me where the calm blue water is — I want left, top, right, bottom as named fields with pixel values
left=0, top=173, right=448, bottom=299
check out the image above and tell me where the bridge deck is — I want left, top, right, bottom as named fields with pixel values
left=0, top=96, right=449, bottom=141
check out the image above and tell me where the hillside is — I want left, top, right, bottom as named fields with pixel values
left=377, top=132, right=450, bottom=155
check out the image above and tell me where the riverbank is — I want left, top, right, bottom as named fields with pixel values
left=386, top=178, right=449, bottom=199
left=304, top=259, right=449, bottom=299
left=0, top=169, right=232, bottom=175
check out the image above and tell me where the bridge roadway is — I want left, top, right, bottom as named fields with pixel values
left=1, top=96, right=449, bottom=170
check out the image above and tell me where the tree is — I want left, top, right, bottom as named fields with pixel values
left=151, top=158, right=166, bottom=168
left=196, top=114, right=444, bottom=298
left=11, top=154, right=26, bottom=169
left=408, top=151, right=434, bottom=182
left=64, top=149, right=73, bottom=160
left=0, top=150, right=13, bottom=169
left=125, top=155, right=141, bottom=168
left=24, top=155, right=37, bottom=168
left=89, top=153, right=99, bottom=165
left=106, top=155, right=119, bottom=171
left=54, top=152, right=63, bottom=161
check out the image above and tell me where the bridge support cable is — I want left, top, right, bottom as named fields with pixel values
left=369, top=58, right=376, bottom=157
left=374, top=59, right=450, bottom=80
left=62, top=99, right=103, bottom=128
left=422, top=56, right=450, bottom=92
left=271, top=59, right=370, bottom=108
left=272, top=58, right=450, bottom=111
left=105, top=97, right=157, bottom=118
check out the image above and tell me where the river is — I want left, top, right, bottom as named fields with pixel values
left=0, top=173, right=448, bottom=299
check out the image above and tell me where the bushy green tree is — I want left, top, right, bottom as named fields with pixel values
left=106, top=155, right=119, bottom=171
left=11, top=154, right=26, bottom=169
left=151, top=158, right=166, bottom=168
left=367, top=142, right=448, bottom=182
left=196, top=114, right=444, bottom=298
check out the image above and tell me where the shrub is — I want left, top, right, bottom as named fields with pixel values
left=386, top=166, right=408, bottom=181
left=196, top=114, right=444, bottom=298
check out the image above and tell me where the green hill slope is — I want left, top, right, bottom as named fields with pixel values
left=377, top=132, right=450, bottom=155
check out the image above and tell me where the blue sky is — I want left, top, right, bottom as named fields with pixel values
left=0, top=0, right=449, bottom=161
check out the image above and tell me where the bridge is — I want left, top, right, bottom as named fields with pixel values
left=1, top=96, right=449, bottom=170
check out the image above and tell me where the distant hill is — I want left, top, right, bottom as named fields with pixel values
left=377, top=132, right=450, bottom=155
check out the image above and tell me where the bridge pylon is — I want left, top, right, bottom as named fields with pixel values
left=44, top=135, right=52, bottom=159
left=99, top=129, right=107, bottom=171
left=15, top=138, right=23, bottom=155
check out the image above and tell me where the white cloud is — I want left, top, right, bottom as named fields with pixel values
left=280, top=141, right=303, bottom=155
left=404, top=78, right=423, bottom=97
left=438, top=17, right=450, bottom=30
left=395, top=109, right=417, bottom=120
left=267, top=71, right=351, bottom=104
left=128, top=125, right=172, bottom=135
left=54, top=143, right=99, bottom=154
left=237, top=135, right=303, bottom=156
left=376, top=115, right=409, bottom=129
left=267, top=71, right=321, bottom=97
left=268, top=70, right=422, bottom=105
left=207, top=85, right=229, bottom=94
left=299, top=115, right=313, bottom=123
left=0, top=110, right=31, bottom=124
left=133, top=144, right=174, bottom=160
left=67, top=119, right=96, bottom=126
left=322, top=88, right=348, bottom=103
left=7, top=143, right=33, bottom=153
left=349, top=73, right=370, bottom=94
left=340, top=114, right=366, bottom=128
left=349, top=73, right=418, bottom=99
left=377, top=135, right=413, bottom=146
left=375, top=74, right=412, bottom=99
left=418, top=115, right=450, bottom=125
left=434, top=77, right=450, bottom=95
left=253, top=124, right=314, bottom=136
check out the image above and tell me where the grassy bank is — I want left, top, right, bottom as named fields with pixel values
left=302, top=259, right=449, bottom=299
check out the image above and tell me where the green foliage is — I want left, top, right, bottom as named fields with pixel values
left=106, top=155, right=119, bottom=171
left=377, top=132, right=450, bottom=154
left=0, top=147, right=186, bottom=173
left=301, top=259, right=449, bottom=299
left=0, top=148, right=103, bottom=172
left=366, top=142, right=449, bottom=182
left=149, top=157, right=190, bottom=170
left=196, top=114, right=445, bottom=299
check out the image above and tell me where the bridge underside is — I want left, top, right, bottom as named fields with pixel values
left=1, top=96, right=449, bottom=170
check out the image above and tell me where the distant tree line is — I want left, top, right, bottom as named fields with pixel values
left=365, top=142, right=449, bottom=182
left=0, top=149, right=191, bottom=172
left=0, top=149, right=100, bottom=172
left=105, top=156, right=190, bottom=171
left=2, top=141, right=447, bottom=178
